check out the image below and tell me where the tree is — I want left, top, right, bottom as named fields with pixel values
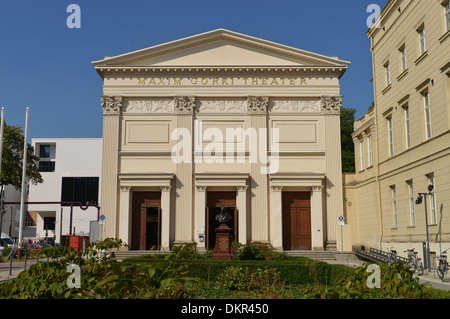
left=340, top=106, right=356, bottom=173
left=1, top=122, right=43, bottom=190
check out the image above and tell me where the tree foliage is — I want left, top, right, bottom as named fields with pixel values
left=1, top=122, right=43, bottom=189
left=340, top=106, right=356, bottom=173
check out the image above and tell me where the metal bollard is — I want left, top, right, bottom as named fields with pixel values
left=9, top=251, right=13, bottom=276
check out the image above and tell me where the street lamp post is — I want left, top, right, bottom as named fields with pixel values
left=415, top=184, right=434, bottom=272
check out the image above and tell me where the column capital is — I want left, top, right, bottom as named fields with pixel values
left=101, top=95, right=123, bottom=115
left=236, top=185, right=248, bottom=192
left=174, top=96, right=195, bottom=115
left=247, top=96, right=269, bottom=115
left=320, top=95, right=342, bottom=115
left=312, top=185, right=324, bottom=192
left=196, top=185, right=207, bottom=191
left=270, top=185, right=283, bottom=192
left=160, top=185, right=172, bottom=192
left=120, top=186, right=130, bottom=192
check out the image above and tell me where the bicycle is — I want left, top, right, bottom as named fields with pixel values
left=436, top=248, right=449, bottom=281
left=387, top=247, right=398, bottom=266
left=405, top=248, right=424, bottom=276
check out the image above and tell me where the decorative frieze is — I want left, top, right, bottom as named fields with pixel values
left=101, top=96, right=123, bottom=115
left=174, top=96, right=196, bottom=115
left=247, top=96, right=269, bottom=115
left=123, top=99, right=174, bottom=113
left=269, top=99, right=321, bottom=113
left=320, top=95, right=343, bottom=114
left=197, top=99, right=247, bottom=113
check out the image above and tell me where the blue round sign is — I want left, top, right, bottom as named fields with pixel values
left=100, top=214, right=106, bottom=221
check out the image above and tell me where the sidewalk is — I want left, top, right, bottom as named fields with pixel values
left=0, top=259, right=39, bottom=282
left=326, top=255, right=450, bottom=291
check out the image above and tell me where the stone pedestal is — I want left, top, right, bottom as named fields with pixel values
left=212, top=225, right=234, bottom=261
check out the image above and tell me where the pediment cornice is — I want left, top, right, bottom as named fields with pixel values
left=93, top=29, right=349, bottom=79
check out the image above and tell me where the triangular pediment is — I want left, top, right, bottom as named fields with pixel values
left=92, top=29, right=350, bottom=70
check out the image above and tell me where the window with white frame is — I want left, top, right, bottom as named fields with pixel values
left=407, top=181, right=415, bottom=226
left=384, top=62, right=391, bottom=86
left=360, top=140, right=365, bottom=170
left=428, top=174, right=437, bottom=224
left=404, top=106, right=411, bottom=149
left=423, top=91, right=432, bottom=140
left=418, top=26, right=426, bottom=55
left=445, top=1, right=450, bottom=32
left=400, top=46, right=407, bottom=72
left=391, top=186, right=398, bottom=227
left=387, top=116, right=394, bottom=156
left=368, top=135, right=373, bottom=167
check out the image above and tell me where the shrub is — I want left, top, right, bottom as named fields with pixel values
left=301, top=262, right=432, bottom=299
left=232, top=242, right=287, bottom=261
left=217, top=266, right=284, bottom=289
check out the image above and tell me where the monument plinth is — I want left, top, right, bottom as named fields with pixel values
left=212, top=206, right=234, bottom=261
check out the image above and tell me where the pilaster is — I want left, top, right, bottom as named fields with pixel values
left=160, top=185, right=172, bottom=251
left=100, top=95, right=122, bottom=239
left=321, top=95, right=344, bottom=247
left=270, top=185, right=283, bottom=251
left=248, top=96, right=270, bottom=243
left=236, top=185, right=248, bottom=245
left=174, top=96, right=195, bottom=244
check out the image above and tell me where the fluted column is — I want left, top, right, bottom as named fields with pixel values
left=311, top=185, right=324, bottom=251
left=321, top=95, right=344, bottom=247
left=195, top=185, right=207, bottom=252
left=173, top=96, right=195, bottom=244
left=248, top=96, right=269, bottom=243
left=160, top=185, right=172, bottom=251
left=271, top=185, right=283, bottom=251
left=118, top=186, right=131, bottom=246
left=236, top=185, right=248, bottom=245
left=100, top=95, right=122, bottom=239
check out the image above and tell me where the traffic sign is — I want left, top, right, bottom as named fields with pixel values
left=338, top=216, right=345, bottom=226
left=99, top=214, right=106, bottom=225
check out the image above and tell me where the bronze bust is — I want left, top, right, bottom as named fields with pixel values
left=215, top=206, right=232, bottom=226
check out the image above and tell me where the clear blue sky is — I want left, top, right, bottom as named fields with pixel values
left=0, top=0, right=388, bottom=140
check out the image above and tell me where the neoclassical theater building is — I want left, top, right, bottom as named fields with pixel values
left=92, top=29, right=350, bottom=252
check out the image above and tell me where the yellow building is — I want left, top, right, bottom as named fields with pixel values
left=346, top=0, right=450, bottom=264
left=92, top=29, right=350, bottom=252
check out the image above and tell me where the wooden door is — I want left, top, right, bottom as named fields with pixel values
left=131, top=192, right=161, bottom=250
left=206, top=192, right=237, bottom=250
left=282, top=192, right=311, bottom=250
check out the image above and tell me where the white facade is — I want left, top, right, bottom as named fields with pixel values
left=1, top=185, right=22, bottom=239
left=27, top=138, right=102, bottom=243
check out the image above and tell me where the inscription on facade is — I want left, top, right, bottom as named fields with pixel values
left=137, top=77, right=308, bottom=86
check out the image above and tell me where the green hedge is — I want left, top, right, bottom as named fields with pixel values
left=122, top=256, right=354, bottom=287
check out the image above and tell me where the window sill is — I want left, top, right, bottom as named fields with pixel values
left=391, top=226, right=398, bottom=230
left=439, top=30, right=450, bottom=43
left=414, top=51, right=428, bottom=65
left=397, top=69, right=408, bottom=81
left=382, top=84, right=392, bottom=94
left=407, top=225, right=416, bottom=229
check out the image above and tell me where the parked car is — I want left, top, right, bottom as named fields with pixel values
left=25, top=243, right=42, bottom=252
left=1, top=232, right=15, bottom=249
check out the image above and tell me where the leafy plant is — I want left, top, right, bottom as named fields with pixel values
left=0, top=239, right=200, bottom=299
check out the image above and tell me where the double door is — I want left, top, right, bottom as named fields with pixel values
left=282, top=192, right=311, bottom=250
left=131, top=192, right=161, bottom=250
